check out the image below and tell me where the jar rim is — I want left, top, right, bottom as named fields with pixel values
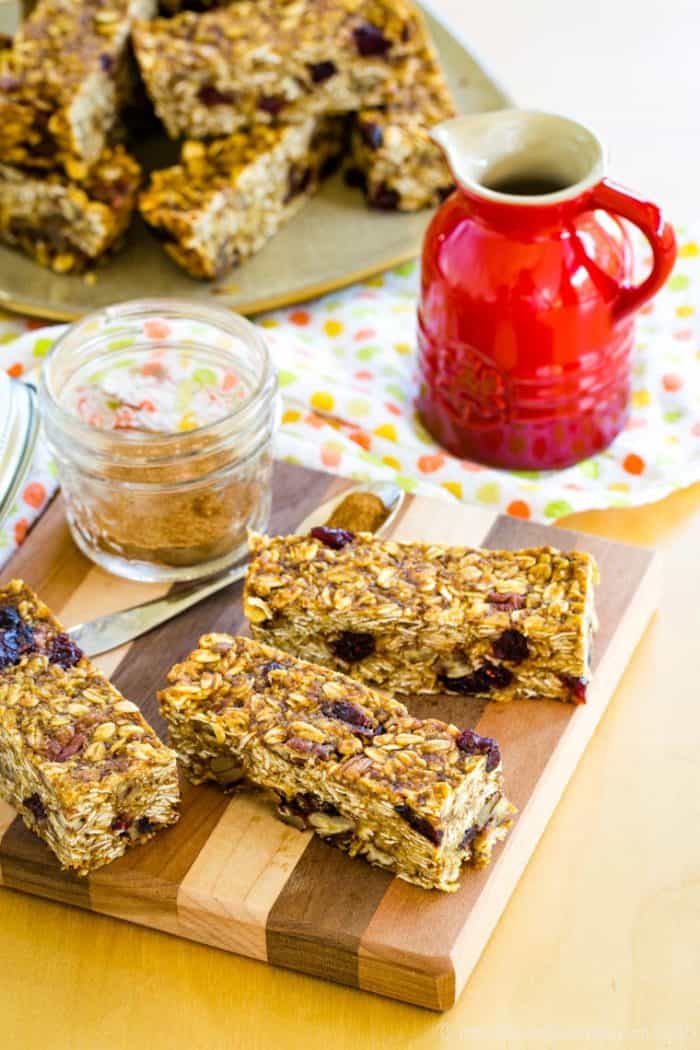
left=38, top=297, right=276, bottom=446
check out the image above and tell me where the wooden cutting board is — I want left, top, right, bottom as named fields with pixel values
left=0, top=462, right=660, bottom=1010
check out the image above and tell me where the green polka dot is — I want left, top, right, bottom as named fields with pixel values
left=356, top=345, right=380, bottom=361
left=175, top=378, right=195, bottom=412
left=396, top=475, right=418, bottom=492
left=107, top=338, right=135, bottom=351
left=393, top=260, right=417, bottom=277
left=668, top=274, right=689, bottom=292
left=32, top=336, right=56, bottom=357
left=277, top=370, right=298, bottom=387
left=48, top=459, right=59, bottom=479
left=0, top=531, right=7, bottom=547
left=609, top=495, right=631, bottom=508
left=323, top=300, right=342, bottom=312
left=0, top=332, right=18, bottom=345
left=379, top=365, right=398, bottom=377
left=578, top=459, right=600, bottom=479
left=512, top=469, right=542, bottom=480
left=346, top=398, right=370, bottom=417
left=358, top=450, right=385, bottom=468
left=476, top=482, right=500, bottom=504
left=544, top=499, right=574, bottom=518
left=282, top=454, right=301, bottom=465
left=323, top=439, right=344, bottom=453
left=386, top=384, right=406, bottom=403
left=664, top=410, right=683, bottom=423
left=193, top=367, right=217, bottom=386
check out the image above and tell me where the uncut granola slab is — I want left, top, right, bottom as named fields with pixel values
left=0, top=146, right=141, bottom=273
left=139, top=117, right=345, bottom=278
left=0, top=0, right=155, bottom=175
left=132, top=0, right=433, bottom=140
left=349, top=53, right=456, bottom=211
left=244, top=530, right=599, bottom=703
left=0, top=581, right=179, bottom=874
left=159, top=635, right=514, bottom=891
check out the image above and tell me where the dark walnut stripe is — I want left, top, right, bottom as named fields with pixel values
left=0, top=816, right=92, bottom=908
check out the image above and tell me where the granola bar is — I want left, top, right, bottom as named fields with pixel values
left=0, top=0, right=156, bottom=176
left=132, top=0, right=433, bottom=140
left=139, top=117, right=345, bottom=279
left=159, top=634, right=514, bottom=891
left=349, top=53, right=456, bottom=211
left=0, top=145, right=141, bottom=273
left=244, top=531, right=599, bottom=703
left=0, top=580, right=179, bottom=874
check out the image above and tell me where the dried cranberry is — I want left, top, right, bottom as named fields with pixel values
left=258, top=95, right=285, bottom=116
left=460, top=824, right=478, bottom=849
left=395, top=804, right=443, bottom=846
left=261, top=660, right=286, bottom=680
left=0, top=615, right=35, bottom=669
left=456, top=728, right=501, bottom=772
left=437, top=184, right=454, bottom=202
left=287, top=736, right=333, bottom=759
left=111, top=813, right=130, bottom=832
left=439, top=662, right=513, bottom=695
left=563, top=675, right=588, bottom=704
left=310, top=525, right=354, bottom=550
left=285, top=163, right=312, bottom=202
left=344, top=166, right=367, bottom=190
left=46, top=632, right=83, bottom=669
left=353, top=22, right=392, bottom=56
left=0, top=607, right=22, bottom=630
left=198, top=85, right=236, bottom=106
left=99, top=53, right=113, bottom=72
left=0, top=75, right=19, bottom=92
left=308, top=60, right=337, bottom=83
left=330, top=631, right=375, bottom=663
left=492, top=628, right=529, bottom=663
left=321, top=699, right=376, bottom=737
left=23, top=793, right=46, bottom=821
left=369, top=184, right=400, bottom=211
left=136, top=816, right=155, bottom=835
left=358, top=120, right=383, bottom=150
left=487, top=591, right=526, bottom=611
left=48, top=732, right=86, bottom=763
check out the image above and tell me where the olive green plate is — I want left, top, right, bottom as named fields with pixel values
left=0, top=1, right=509, bottom=321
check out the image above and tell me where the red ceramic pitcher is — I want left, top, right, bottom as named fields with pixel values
left=417, top=110, right=677, bottom=469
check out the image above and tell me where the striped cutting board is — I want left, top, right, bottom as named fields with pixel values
left=0, top=462, right=660, bottom=1010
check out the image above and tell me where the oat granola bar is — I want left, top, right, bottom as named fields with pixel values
left=132, top=0, right=433, bottom=140
left=139, top=117, right=345, bottom=279
left=0, top=145, right=141, bottom=273
left=0, top=0, right=155, bottom=176
left=0, top=580, right=179, bottom=874
left=349, top=53, right=456, bottom=211
left=244, top=530, right=599, bottom=703
left=159, top=634, right=514, bottom=891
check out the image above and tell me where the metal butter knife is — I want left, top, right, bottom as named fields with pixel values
left=69, top=480, right=404, bottom=658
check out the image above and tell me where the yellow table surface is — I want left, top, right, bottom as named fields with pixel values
left=1, top=0, right=699, bottom=1046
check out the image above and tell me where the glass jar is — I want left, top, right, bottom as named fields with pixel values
left=38, top=299, right=278, bottom=582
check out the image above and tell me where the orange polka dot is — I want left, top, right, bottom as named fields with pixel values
left=321, top=444, right=342, bottom=468
left=289, top=310, right=310, bottom=325
left=7, top=363, right=23, bottom=378
left=662, top=373, right=683, bottom=392
left=639, top=303, right=655, bottom=316
left=143, top=319, right=171, bottom=340
left=304, top=412, right=326, bottom=429
left=623, top=453, right=645, bottom=475
left=385, top=402, right=401, bottom=416
left=14, top=519, right=28, bottom=545
left=507, top=500, right=531, bottom=519
left=23, top=482, right=46, bottom=509
left=349, top=431, right=371, bottom=451
left=221, top=371, right=238, bottom=391
left=417, top=453, right=445, bottom=473
left=673, top=328, right=693, bottom=341
left=354, top=328, right=376, bottom=341
left=26, top=319, right=48, bottom=331
left=460, top=460, right=485, bottom=473
left=354, top=370, right=373, bottom=381
left=693, top=423, right=700, bottom=437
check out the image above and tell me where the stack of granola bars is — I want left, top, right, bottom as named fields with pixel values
left=0, top=0, right=455, bottom=278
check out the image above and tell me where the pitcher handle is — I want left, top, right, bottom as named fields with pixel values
left=589, top=179, right=677, bottom=323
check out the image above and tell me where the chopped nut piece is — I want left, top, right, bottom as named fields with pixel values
left=0, top=580, right=179, bottom=874
left=159, top=635, right=515, bottom=892
left=244, top=532, right=599, bottom=702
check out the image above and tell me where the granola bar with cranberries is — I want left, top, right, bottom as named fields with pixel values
left=159, top=634, right=514, bottom=892
left=0, top=145, right=141, bottom=273
left=0, top=0, right=155, bottom=176
left=244, top=531, right=599, bottom=703
left=139, top=117, right=346, bottom=279
left=348, top=52, right=456, bottom=211
left=0, top=580, right=179, bottom=874
left=132, top=0, right=434, bottom=140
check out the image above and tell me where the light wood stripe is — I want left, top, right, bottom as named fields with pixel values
left=178, top=791, right=312, bottom=962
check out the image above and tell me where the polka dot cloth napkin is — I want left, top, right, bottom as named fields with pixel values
left=0, top=225, right=698, bottom=568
